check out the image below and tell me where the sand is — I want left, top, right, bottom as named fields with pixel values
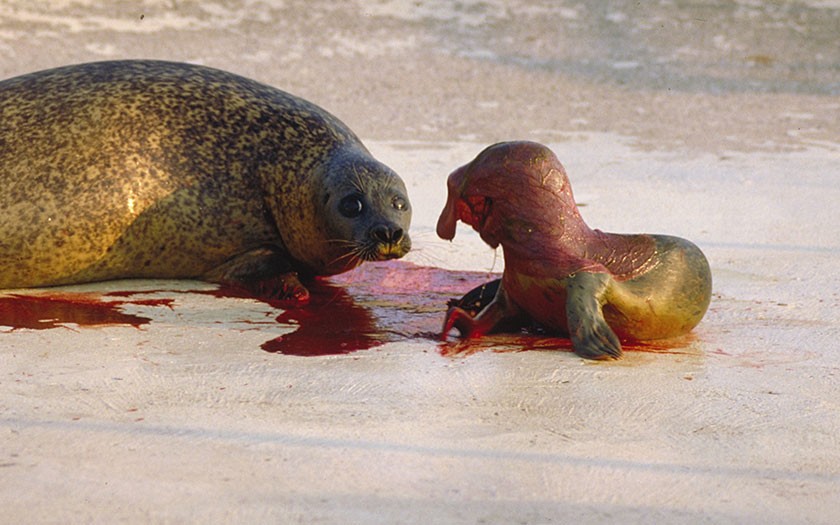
left=1, top=1, right=839, bottom=523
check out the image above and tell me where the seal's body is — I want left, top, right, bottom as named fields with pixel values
left=437, top=141, right=711, bottom=360
left=0, top=60, right=411, bottom=301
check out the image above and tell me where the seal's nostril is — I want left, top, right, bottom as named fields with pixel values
left=372, top=225, right=402, bottom=243
left=371, top=225, right=388, bottom=243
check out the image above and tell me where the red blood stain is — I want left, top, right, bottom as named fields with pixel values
left=258, top=261, right=696, bottom=357
left=187, top=285, right=301, bottom=311
left=622, top=336, right=698, bottom=355
left=438, top=329, right=695, bottom=357
left=260, top=281, right=381, bottom=356
left=0, top=293, right=172, bottom=330
left=0, top=261, right=698, bottom=358
left=259, top=261, right=498, bottom=356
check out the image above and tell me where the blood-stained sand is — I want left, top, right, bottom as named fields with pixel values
left=1, top=2, right=839, bottom=524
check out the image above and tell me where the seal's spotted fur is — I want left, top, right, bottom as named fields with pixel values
left=0, top=60, right=411, bottom=298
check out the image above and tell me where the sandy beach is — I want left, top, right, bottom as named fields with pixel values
left=1, top=1, right=839, bottom=523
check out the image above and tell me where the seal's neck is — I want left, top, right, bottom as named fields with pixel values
left=501, top=218, right=656, bottom=279
left=579, top=229, right=658, bottom=278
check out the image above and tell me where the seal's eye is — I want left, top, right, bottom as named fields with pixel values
left=339, top=195, right=364, bottom=218
left=393, top=196, right=407, bottom=211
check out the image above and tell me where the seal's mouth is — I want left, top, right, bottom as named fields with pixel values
left=448, top=194, right=492, bottom=234
left=461, top=195, right=491, bottom=231
left=437, top=190, right=492, bottom=240
left=327, top=233, right=410, bottom=273
left=372, top=240, right=411, bottom=261
left=361, top=228, right=412, bottom=262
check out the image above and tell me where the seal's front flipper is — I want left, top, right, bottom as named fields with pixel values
left=203, top=248, right=310, bottom=303
left=564, top=272, right=622, bottom=360
left=247, top=272, right=310, bottom=304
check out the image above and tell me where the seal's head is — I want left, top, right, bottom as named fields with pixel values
left=436, top=141, right=581, bottom=249
left=272, top=146, right=411, bottom=276
left=322, top=152, right=412, bottom=269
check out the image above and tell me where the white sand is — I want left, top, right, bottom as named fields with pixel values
left=1, top=2, right=839, bottom=523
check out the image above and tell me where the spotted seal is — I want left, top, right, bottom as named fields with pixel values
left=437, top=141, right=711, bottom=360
left=0, top=60, right=411, bottom=302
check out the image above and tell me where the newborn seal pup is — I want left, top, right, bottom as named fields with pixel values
left=0, top=60, right=411, bottom=302
left=437, top=141, right=711, bottom=360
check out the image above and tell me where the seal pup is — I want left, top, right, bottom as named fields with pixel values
left=437, top=141, right=711, bottom=360
left=0, top=60, right=411, bottom=302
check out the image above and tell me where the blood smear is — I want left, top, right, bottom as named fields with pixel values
left=0, top=293, right=172, bottom=329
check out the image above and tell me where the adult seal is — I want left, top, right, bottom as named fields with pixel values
left=437, top=141, right=711, bottom=360
left=0, top=60, right=411, bottom=302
